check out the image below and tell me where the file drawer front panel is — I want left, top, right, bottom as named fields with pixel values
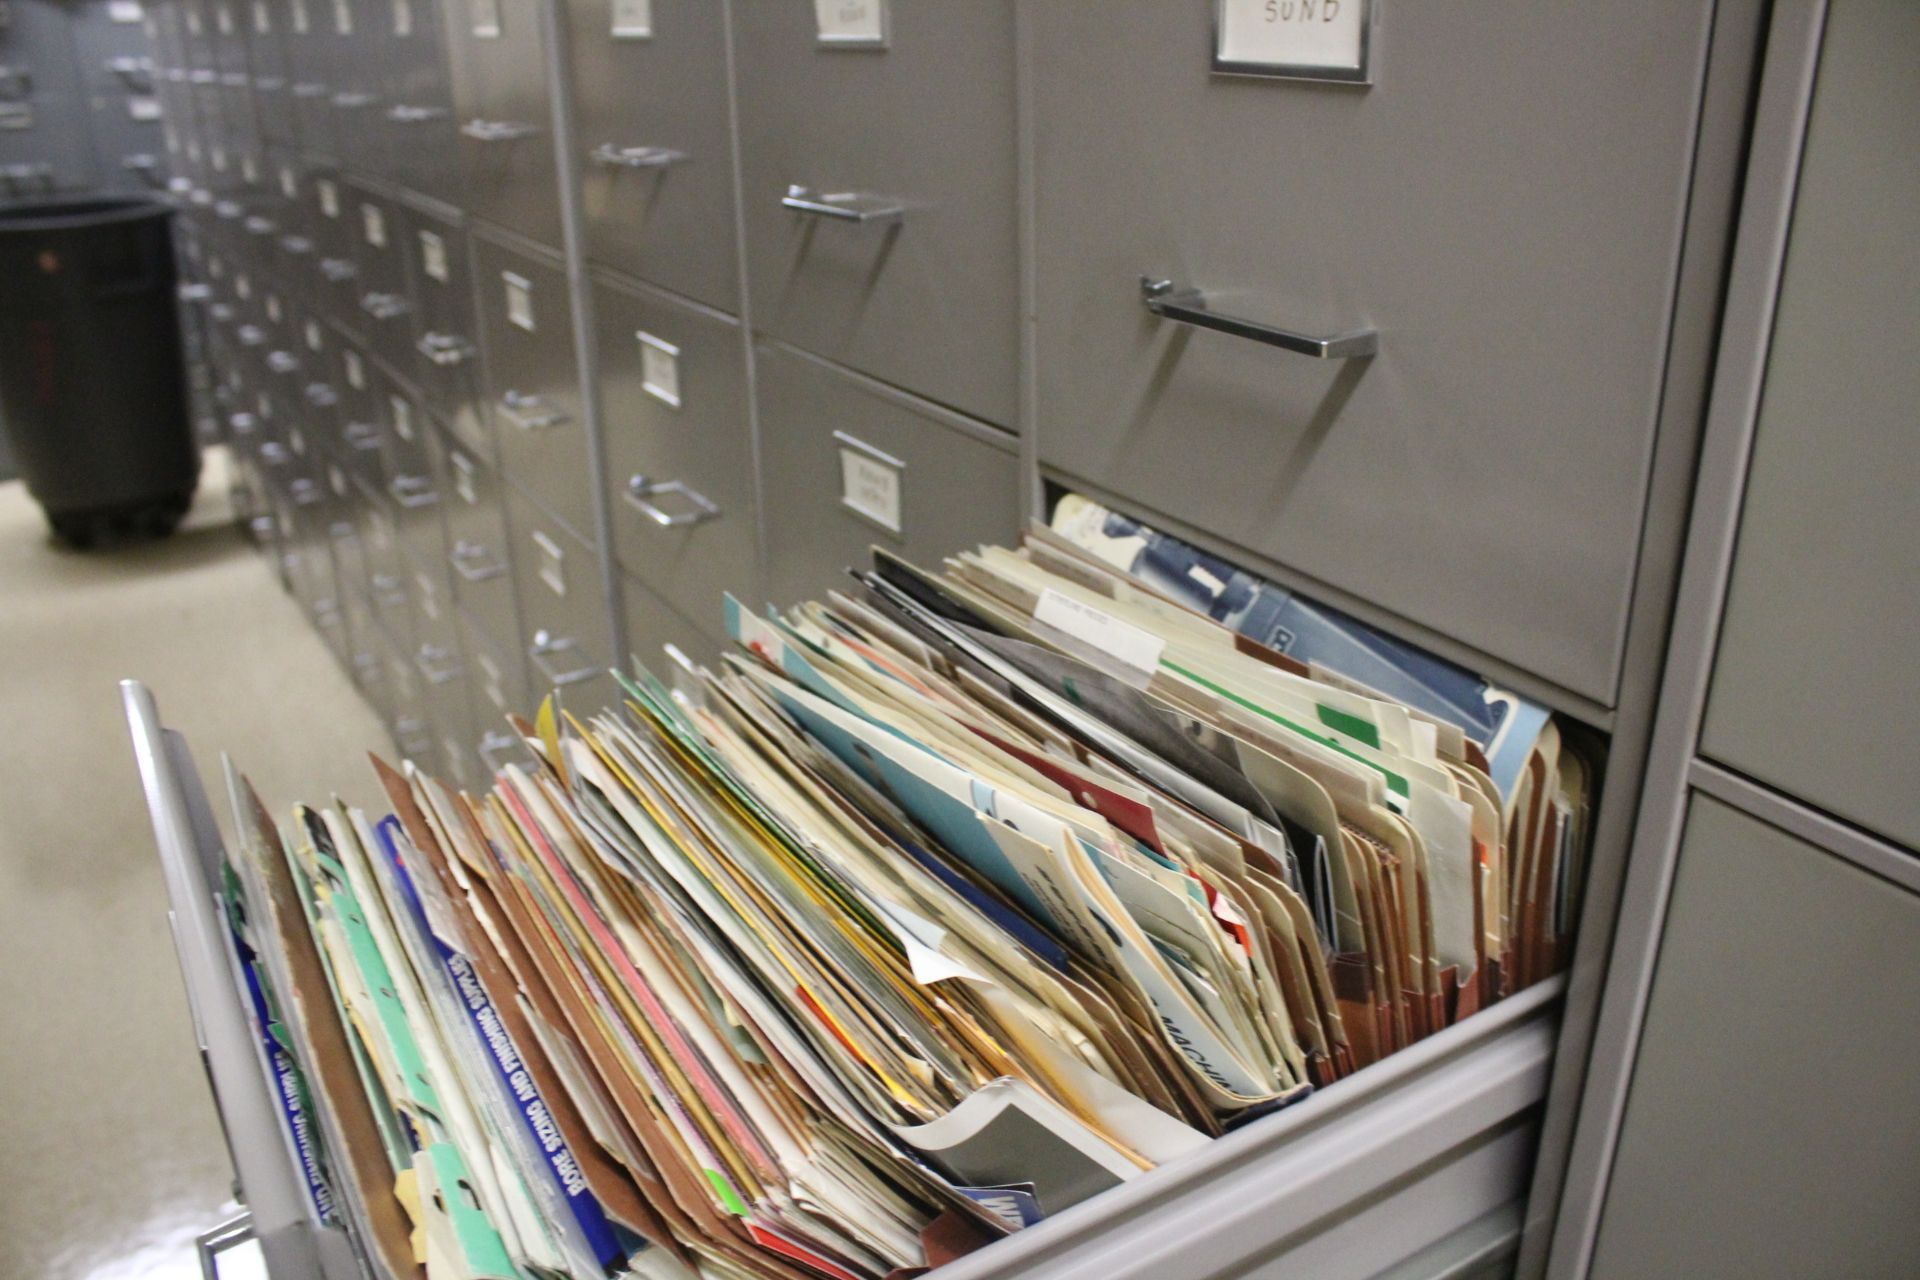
left=329, top=333, right=389, bottom=488
left=376, top=0, right=460, bottom=201
left=308, top=166, right=363, bottom=333
left=457, top=602, right=532, bottom=756
left=503, top=482, right=616, bottom=721
left=283, top=5, right=337, bottom=157
left=431, top=424, right=521, bottom=653
left=1699, top=0, right=1920, bottom=851
left=594, top=274, right=754, bottom=638
left=344, top=180, right=416, bottom=353
left=1029, top=1, right=1717, bottom=703
left=447, top=0, right=562, bottom=248
left=564, top=0, right=737, bottom=311
left=733, top=0, right=1017, bottom=426
left=378, top=384, right=447, bottom=573
left=322, top=0, right=387, bottom=176
left=239, top=3, right=294, bottom=146
left=755, top=342, right=1021, bottom=607
left=355, top=481, right=416, bottom=653
left=402, top=203, right=490, bottom=458
left=621, top=570, right=718, bottom=676
left=1591, top=797, right=1920, bottom=1279
left=474, top=232, right=593, bottom=540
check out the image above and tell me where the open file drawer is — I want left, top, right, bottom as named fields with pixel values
left=129, top=675, right=1563, bottom=1280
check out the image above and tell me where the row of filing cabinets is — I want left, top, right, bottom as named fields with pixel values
left=0, top=0, right=168, bottom=198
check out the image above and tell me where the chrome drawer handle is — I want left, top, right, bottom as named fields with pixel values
left=370, top=572, right=408, bottom=606
left=360, top=292, right=410, bottom=320
left=416, top=331, right=475, bottom=366
left=461, top=118, right=539, bottom=143
left=450, top=539, right=507, bottom=583
left=591, top=143, right=688, bottom=169
left=781, top=183, right=904, bottom=224
left=394, top=717, right=433, bottom=759
left=190, top=70, right=217, bottom=85
left=304, top=383, right=338, bottom=407
left=498, top=391, right=569, bottom=432
left=343, top=420, right=382, bottom=451
left=477, top=729, right=531, bottom=773
left=254, top=76, right=286, bottom=93
left=292, top=82, right=329, bottom=98
left=624, top=475, right=720, bottom=528
left=529, top=630, right=601, bottom=688
left=319, top=257, right=359, bottom=282
left=236, top=324, right=265, bottom=347
left=178, top=283, right=212, bottom=302
left=214, top=200, right=243, bottom=220
left=331, top=91, right=378, bottom=109
left=414, top=644, right=463, bottom=685
left=228, top=412, right=258, bottom=436
left=289, top=477, right=323, bottom=506
left=266, top=350, right=300, bottom=374
left=208, top=302, right=234, bottom=322
left=279, top=234, right=314, bottom=255
left=244, top=215, right=276, bottom=236
left=386, top=103, right=447, bottom=124
left=388, top=474, right=438, bottom=509
left=1138, top=277, right=1378, bottom=360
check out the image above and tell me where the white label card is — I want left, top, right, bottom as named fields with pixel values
left=129, top=96, right=162, bottom=121
left=1215, top=0, right=1370, bottom=81
left=637, top=332, right=681, bottom=408
left=361, top=202, right=386, bottom=248
left=470, top=0, right=500, bottom=38
left=503, top=272, right=534, bottom=331
left=235, top=272, right=252, bottom=299
left=109, top=2, right=144, bottom=24
left=267, top=294, right=282, bottom=322
left=253, top=1, right=271, bottom=33
left=390, top=395, right=414, bottom=441
left=453, top=453, right=477, bottom=505
left=1033, top=588, right=1167, bottom=679
left=332, top=0, right=352, bottom=35
left=291, top=0, right=308, bottom=34
left=210, top=145, right=226, bottom=172
left=815, top=0, right=885, bottom=45
left=838, top=442, right=902, bottom=535
left=533, top=530, right=566, bottom=596
left=279, top=165, right=297, bottom=199
left=305, top=320, right=322, bottom=350
left=317, top=178, right=339, bottom=218
left=418, top=229, right=447, bottom=282
left=393, top=0, right=413, bottom=37
left=611, top=0, right=651, bottom=38
left=240, top=152, right=258, bottom=183
left=216, top=3, right=233, bottom=35
left=345, top=350, right=365, bottom=389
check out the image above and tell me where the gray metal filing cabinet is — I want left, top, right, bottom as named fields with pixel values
left=0, top=0, right=168, bottom=198
left=1547, top=5, right=1920, bottom=1277
left=142, top=2, right=1920, bottom=1278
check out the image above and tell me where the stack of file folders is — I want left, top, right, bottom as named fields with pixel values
left=211, top=496, right=1595, bottom=1280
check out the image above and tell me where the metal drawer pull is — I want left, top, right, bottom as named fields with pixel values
left=624, top=475, right=720, bottom=528
left=450, top=539, right=507, bottom=582
left=319, top=257, right=358, bottom=282
left=289, top=477, right=322, bottom=506
left=304, top=383, right=338, bottom=407
left=244, top=215, right=276, bottom=236
left=414, top=644, right=463, bottom=685
left=331, top=91, right=378, bottom=109
left=255, top=76, right=286, bottom=93
left=370, top=572, right=407, bottom=606
left=781, top=183, right=905, bottom=225
left=478, top=729, right=531, bottom=773
left=343, top=420, right=382, bottom=451
left=361, top=292, right=410, bottom=320
left=228, top=412, right=258, bottom=436
left=461, top=118, right=539, bottom=143
left=389, top=474, right=438, bottom=508
left=236, top=324, right=265, bottom=347
left=1138, top=277, right=1377, bottom=360
left=395, top=717, right=433, bottom=758
left=278, top=234, right=314, bottom=256
left=291, top=82, right=329, bottom=98
left=591, top=143, right=688, bottom=169
left=178, top=283, right=212, bottom=302
left=387, top=103, right=447, bottom=124
left=214, top=200, right=243, bottom=220
left=529, top=630, right=601, bottom=687
left=498, top=391, right=569, bottom=432
left=0, top=65, right=32, bottom=98
left=258, top=441, right=292, bottom=466
left=124, top=155, right=163, bottom=185
left=208, top=302, right=235, bottom=322
left=416, top=331, right=475, bottom=366
left=266, top=350, right=300, bottom=374
left=190, top=70, right=218, bottom=85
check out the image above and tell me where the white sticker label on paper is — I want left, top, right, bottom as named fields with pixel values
left=418, top=229, right=447, bottom=282
left=503, top=272, right=534, bottom=331
left=470, top=0, right=500, bottom=38
left=1215, top=0, right=1369, bottom=80
left=838, top=442, right=901, bottom=535
left=128, top=96, right=162, bottom=121
left=317, top=177, right=339, bottom=218
left=345, top=350, right=365, bottom=389
left=1033, top=588, right=1167, bottom=679
left=815, top=0, right=885, bottom=45
left=611, top=0, right=650, bottom=38
left=109, top=1, right=144, bottom=22
left=637, top=332, right=680, bottom=408
left=361, top=202, right=386, bottom=248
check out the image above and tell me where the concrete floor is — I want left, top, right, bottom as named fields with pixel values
left=0, top=451, right=390, bottom=1279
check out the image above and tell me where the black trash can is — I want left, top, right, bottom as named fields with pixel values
left=0, top=197, right=197, bottom=547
